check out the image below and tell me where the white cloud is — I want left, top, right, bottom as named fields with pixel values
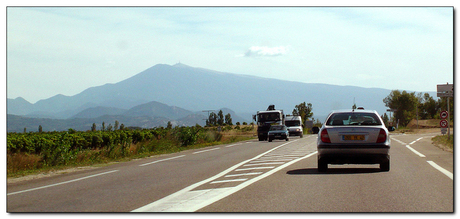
left=244, top=46, right=288, bottom=57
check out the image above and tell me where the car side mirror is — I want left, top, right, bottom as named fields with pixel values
left=388, top=126, right=395, bottom=132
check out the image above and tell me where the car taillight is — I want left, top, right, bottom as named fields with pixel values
left=320, top=129, right=331, bottom=143
left=376, top=128, right=387, bottom=143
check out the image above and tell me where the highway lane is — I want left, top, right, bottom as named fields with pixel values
left=199, top=132, right=453, bottom=212
left=7, top=132, right=453, bottom=212
left=7, top=138, right=298, bottom=212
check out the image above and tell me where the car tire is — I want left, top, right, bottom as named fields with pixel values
left=318, top=158, right=328, bottom=172
left=268, top=138, right=272, bottom=142
left=380, top=158, right=390, bottom=172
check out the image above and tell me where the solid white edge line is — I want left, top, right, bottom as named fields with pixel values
left=405, top=145, right=426, bottom=157
left=7, top=170, right=119, bottom=196
left=139, top=155, right=186, bottom=167
left=427, top=161, right=453, bottom=180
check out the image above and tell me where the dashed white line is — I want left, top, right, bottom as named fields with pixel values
left=193, top=147, right=220, bottom=154
left=7, top=170, right=119, bottom=196
left=427, top=161, right=453, bottom=180
left=139, top=155, right=186, bottom=166
left=225, top=143, right=242, bottom=148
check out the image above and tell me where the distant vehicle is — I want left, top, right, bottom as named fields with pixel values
left=268, top=125, right=289, bottom=142
left=317, top=109, right=391, bottom=172
left=254, top=105, right=285, bottom=141
left=285, top=115, right=303, bottom=138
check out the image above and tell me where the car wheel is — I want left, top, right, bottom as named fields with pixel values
left=268, top=138, right=272, bottom=142
left=318, top=158, right=328, bottom=172
left=380, top=158, right=390, bottom=172
left=286, top=137, right=289, bottom=141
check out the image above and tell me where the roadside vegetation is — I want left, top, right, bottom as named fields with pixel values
left=432, top=135, right=454, bottom=152
left=7, top=124, right=256, bottom=178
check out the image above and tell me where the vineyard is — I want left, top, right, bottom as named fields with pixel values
left=7, top=125, right=256, bottom=177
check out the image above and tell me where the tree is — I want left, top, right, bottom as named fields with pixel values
left=38, top=125, right=43, bottom=133
left=225, top=113, right=233, bottom=126
left=91, top=123, right=97, bottom=132
left=102, top=122, right=106, bottom=131
left=383, top=90, right=418, bottom=127
left=217, top=110, right=224, bottom=126
left=114, top=120, right=119, bottom=131
left=206, top=112, right=218, bottom=127
left=292, top=102, right=313, bottom=123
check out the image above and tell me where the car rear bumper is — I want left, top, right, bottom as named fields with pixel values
left=317, top=144, right=390, bottom=164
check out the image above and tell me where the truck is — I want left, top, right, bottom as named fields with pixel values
left=285, top=115, right=303, bottom=138
left=253, top=105, right=285, bottom=141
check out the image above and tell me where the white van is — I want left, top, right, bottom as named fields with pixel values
left=285, top=115, right=303, bottom=138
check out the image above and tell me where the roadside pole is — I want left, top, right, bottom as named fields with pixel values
left=437, top=83, right=453, bottom=140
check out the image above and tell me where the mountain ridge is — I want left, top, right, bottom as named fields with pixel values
left=7, top=63, right=437, bottom=132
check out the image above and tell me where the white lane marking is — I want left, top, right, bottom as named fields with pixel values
left=243, top=162, right=285, bottom=167
left=391, top=137, right=406, bottom=145
left=405, top=145, right=426, bottom=157
left=225, top=143, right=242, bottom=148
left=224, top=172, right=263, bottom=178
left=132, top=139, right=302, bottom=212
left=134, top=151, right=318, bottom=212
left=7, top=170, right=119, bottom=196
left=249, top=158, right=294, bottom=163
left=427, top=161, right=453, bottom=180
left=409, top=137, right=424, bottom=145
left=139, top=155, right=186, bottom=167
left=193, top=147, right=220, bottom=154
left=210, top=178, right=248, bottom=184
left=235, top=166, right=275, bottom=172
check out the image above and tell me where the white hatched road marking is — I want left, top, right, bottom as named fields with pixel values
left=243, top=162, right=285, bottom=167
left=131, top=139, right=320, bottom=212
left=225, top=172, right=263, bottom=178
left=210, top=178, right=248, bottom=184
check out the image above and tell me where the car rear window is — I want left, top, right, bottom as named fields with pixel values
left=326, top=112, right=382, bottom=126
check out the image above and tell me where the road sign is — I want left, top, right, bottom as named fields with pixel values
left=440, top=111, right=448, bottom=119
left=437, top=84, right=453, bottom=97
left=440, top=119, right=448, bottom=128
left=441, top=128, right=447, bottom=134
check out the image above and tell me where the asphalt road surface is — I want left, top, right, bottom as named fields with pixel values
left=7, top=132, right=453, bottom=212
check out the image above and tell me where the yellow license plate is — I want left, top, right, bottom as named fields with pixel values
left=343, top=135, right=365, bottom=141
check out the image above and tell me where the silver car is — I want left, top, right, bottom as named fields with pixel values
left=317, top=109, right=391, bottom=172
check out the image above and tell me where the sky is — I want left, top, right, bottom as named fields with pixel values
left=5, top=3, right=454, bottom=104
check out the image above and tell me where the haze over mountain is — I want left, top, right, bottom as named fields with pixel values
left=7, top=63, right=435, bottom=132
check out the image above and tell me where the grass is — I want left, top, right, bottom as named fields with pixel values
left=432, top=135, right=454, bottom=152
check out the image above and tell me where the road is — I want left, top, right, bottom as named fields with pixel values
left=7, top=132, right=453, bottom=212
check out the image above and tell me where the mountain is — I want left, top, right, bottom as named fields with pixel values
left=8, top=63, right=435, bottom=132
left=71, top=106, right=127, bottom=119
left=122, top=101, right=192, bottom=120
